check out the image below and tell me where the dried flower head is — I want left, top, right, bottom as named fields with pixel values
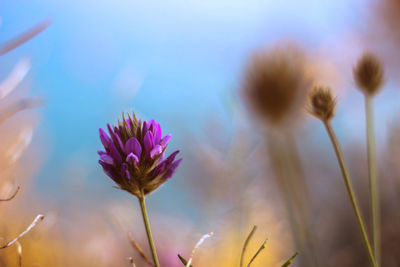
left=309, top=86, right=336, bottom=121
left=242, top=44, right=311, bottom=126
left=354, top=53, right=384, bottom=96
left=98, top=112, right=182, bottom=197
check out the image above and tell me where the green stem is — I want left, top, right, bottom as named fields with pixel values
left=138, top=195, right=160, bottom=267
left=365, top=96, right=380, bottom=267
left=247, top=238, right=268, bottom=267
left=323, top=121, right=376, bottom=267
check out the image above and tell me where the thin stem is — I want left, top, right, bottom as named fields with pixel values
left=281, top=252, right=299, bottom=267
left=365, top=96, right=380, bottom=266
left=247, top=238, right=268, bottom=267
left=240, top=225, right=257, bottom=267
left=138, top=195, right=160, bottom=267
left=323, top=121, right=376, bottom=267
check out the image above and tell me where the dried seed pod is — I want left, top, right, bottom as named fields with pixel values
left=309, top=86, right=336, bottom=121
left=354, top=53, right=384, bottom=96
left=242, top=44, right=311, bottom=126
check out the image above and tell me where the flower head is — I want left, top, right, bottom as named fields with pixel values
left=98, top=112, right=182, bottom=197
left=242, top=44, right=311, bottom=126
left=309, top=86, right=336, bottom=122
left=354, top=53, right=384, bottom=96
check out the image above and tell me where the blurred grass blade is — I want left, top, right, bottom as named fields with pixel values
left=186, top=232, right=213, bottom=267
left=128, top=232, right=152, bottom=266
left=0, top=20, right=51, bottom=56
left=0, top=214, right=45, bottom=249
left=6, top=128, right=34, bottom=164
left=0, top=97, right=45, bottom=124
left=178, top=254, right=193, bottom=267
left=247, top=238, right=268, bottom=267
left=0, top=186, right=20, bottom=201
left=281, top=252, right=299, bottom=267
left=0, top=58, right=31, bottom=99
left=240, top=225, right=257, bottom=267
left=128, top=257, right=137, bottom=267
left=16, top=241, right=22, bottom=267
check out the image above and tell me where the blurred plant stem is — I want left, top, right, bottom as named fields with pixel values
left=138, top=194, right=160, bottom=267
left=323, top=121, right=377, bottom=267
left=365, top=96, right=380, bottom=267
left=266, top=130, right=318, bottom=267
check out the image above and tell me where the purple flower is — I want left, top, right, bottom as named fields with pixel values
left=98, top=112, right=182, bottom=197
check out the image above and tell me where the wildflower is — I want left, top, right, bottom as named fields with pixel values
left=309, top=86, right=336, bottom=122
left=354, top=53, right=384, bottom=96
left=98, top=112, right=182, bottom=197
left=242, top=44, right=311, bottom=126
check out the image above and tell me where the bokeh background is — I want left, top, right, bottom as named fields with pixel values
left=1, top=0, right=400, bottom=266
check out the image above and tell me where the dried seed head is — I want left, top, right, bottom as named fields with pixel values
left=353, top=53, right=384, bottom=96
left=242, top=44, right=311, bottom=126
left=309, top=86, right=336, bottom=121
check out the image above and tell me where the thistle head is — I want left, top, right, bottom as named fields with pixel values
left=309, top=86, right=336, bottom=122
left=242, top=44, right=311, bottom=126
left=353, top=53, right=384, bottom=96
left=98, top=112, right=182, bottom=198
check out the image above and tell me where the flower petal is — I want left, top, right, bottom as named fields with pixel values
left=108, top=141, right=122, bottom=165
left=125, top=137, right=142, bottom=159
left=143, top=121, right=149, bottom=135
left=99, top=128, right=111, bottom=149
left=126, top=153, right=139, bottom=165
left=148, top=120, right=161, bottom=144
left=150, top=145, right=163, bottom=159
left=99, top=160, right=119, bottom=182
left=148, top=119, right=155, bottom=131
left=151, top=150, right=179, bottom=177
left=108, top=124, right=124, bottom=152
left=121, top=163, right=131, bottom=180
left=100, top=154, right=114, bottom=165
left=164, top=150, right=180, bottom=165
left=164, top=158, right=182, bottom=179
left=143, top=131, right=155, bottom=158
left=160, top=134, right=172, bottom=147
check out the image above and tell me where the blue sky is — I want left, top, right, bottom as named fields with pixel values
left=1, top=0, right=381, bottom=211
